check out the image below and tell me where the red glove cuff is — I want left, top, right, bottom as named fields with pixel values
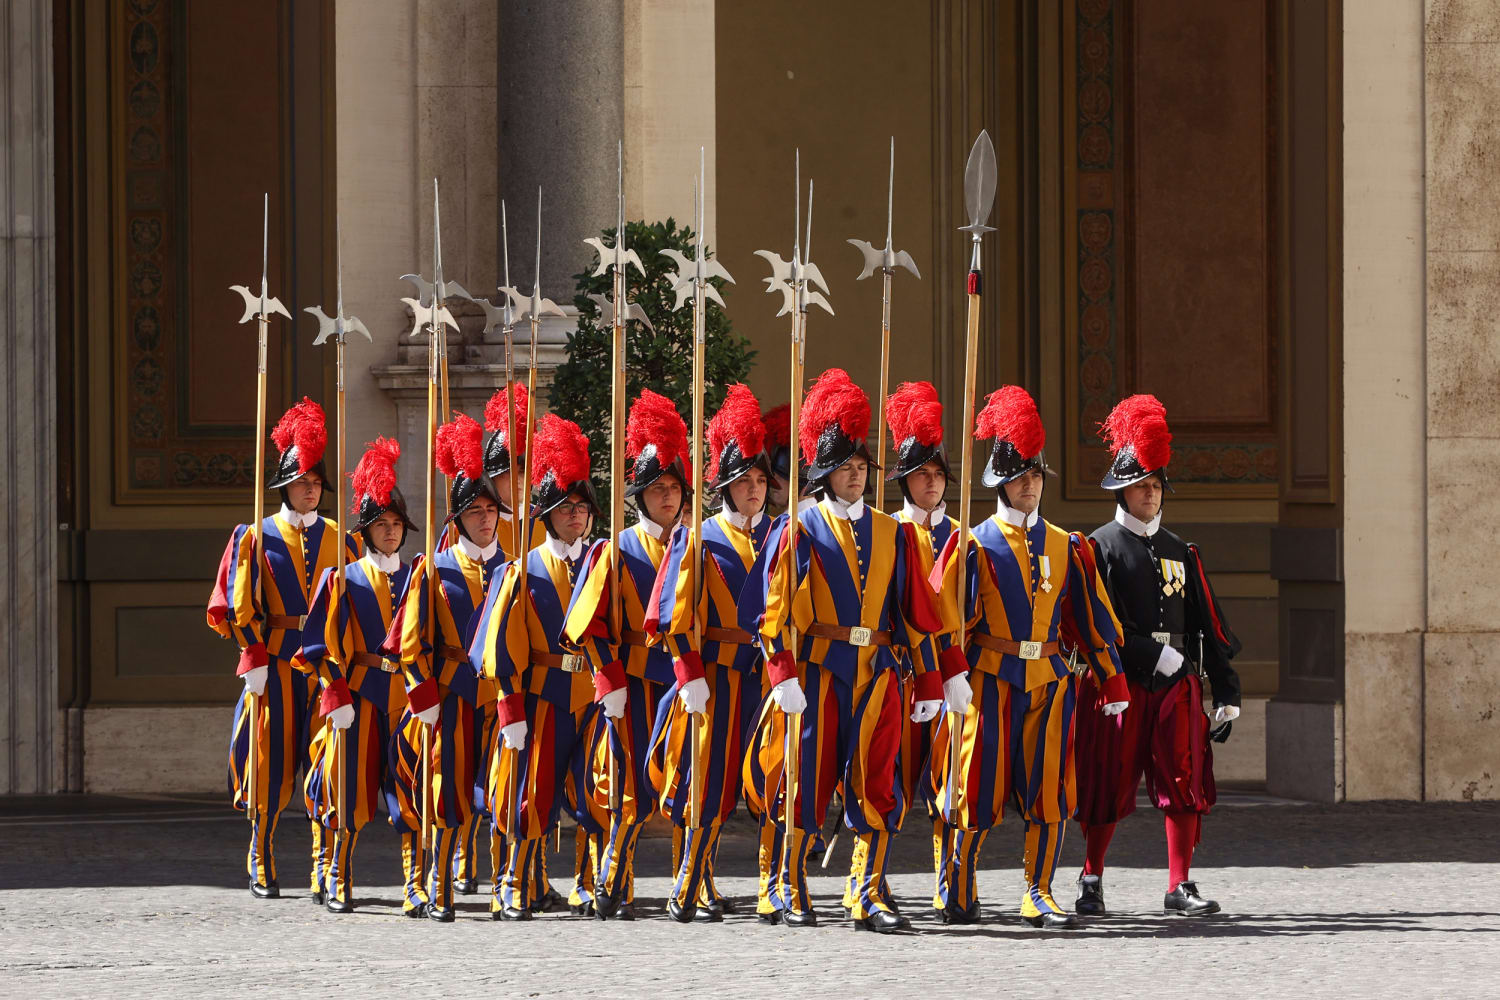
left=1100, top=671, right=1130, bottom=707
left=237, top=642, right=269, bottom=676
left=766, top=650, right=798, bottom=687
left=497, top=692, right=526, bottom=728
left=406, top=677, right=440, bottom=716
left=319, top=678, right=353, bottom=716
left=938, top=645, right=970, bottom=681
left=913, top=670, right=942, bottom=704
left=672, top=652, right=706, bottom=688
left=594, top=660, right=627, bottom=700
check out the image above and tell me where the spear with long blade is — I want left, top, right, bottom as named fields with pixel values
left=662, top=148, right=735, bottom=834
left=755, top=150, right=833, bottom=885
left=948, top=130, right=997, bottom=827
left=305, top=216, right=372, bottom=840
left=585, top=143, right=647, bottom=815
left=229, top=193, right=293, bottom=827
left=848, top=137, right=921, bottom=512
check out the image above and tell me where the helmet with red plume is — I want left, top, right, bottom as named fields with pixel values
left=531, top=413, right=599, bottom=520
left=973, top=385, right=1050, bottom=488
left=800, top=368, right=877, bottom=490
left=436, top=412, right=499, bottom=524
left=350, top=436, right=419, bottom=536
left=884, top=380, right=952, bottom=486
left=1098, top=394, right=1173, bottom=491
left=625, top=389, right=691, bottom=499
left=708, top=384, right=771, bottom=494
left=482, top=383, right=531, bottom=483
left=762, top=403, right=791, bottom=482
left=267, top=397, right=329, bottom=490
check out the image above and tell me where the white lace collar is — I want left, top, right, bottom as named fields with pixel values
left=279, top=504, right=319, bottom=529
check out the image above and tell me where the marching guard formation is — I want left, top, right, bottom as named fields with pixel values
left=207, top=135, right=1240, bottom=931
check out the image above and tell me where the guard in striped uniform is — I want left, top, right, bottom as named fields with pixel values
left=208, top=398, right=357, bottom=900
left=762, top=402, right=791, bottom=515
left=1073, top=395, right=1242, bottom=918
left=389, top=413, right=506, bottom=922
left=743, top=369, right=945, bottom=933
left=295, top=437, right=418, bottom=914
left=561, top=389, right=689, bottom=920
left=931, top=386, right=1129, bottom=930
left=647, top=384, right=774, bottom=923
left=473, top=414, right=603, bottom=920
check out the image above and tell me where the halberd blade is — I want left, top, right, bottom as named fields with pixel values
left=961, top=129, right=998, bottom=235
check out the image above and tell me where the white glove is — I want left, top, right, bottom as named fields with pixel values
left=910, top=699, right=941, bottom=724
left=771, top=678, right=807, bottom=715
left=678, top=677, right=710, bottom=715
left=502, top=719, right=529, bottom=750
left=414, top=704, right=440, bottom=727
left=601, top=687, right=628, bottom=719
left=1213, top=704, right=1240, bottom=725
left=1155, top=644, right=1184, bottom=677
left=1101, top=700, right=1129, bottom=717
left=329, top=703, right=355, bottom=730
left=242, top=665, right=268, bottom=697
left=942, top=673, right=973, bottom=715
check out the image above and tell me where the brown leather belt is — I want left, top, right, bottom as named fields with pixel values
left=531, top=650, right=589, bottom=673
left=702, top=626, right=754, bottom=645
left=619, top=629, right=649, bottom=647
left=969, top=633, right=1059, bottom=660
left=267, top=614, right=306, bottom=630
left=803, top=623, right=891, bottom=647
left=351, top=651, right=400, bottom=673
left=438, top=644, right=468, bottom=662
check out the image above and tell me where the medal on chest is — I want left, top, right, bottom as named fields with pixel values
left=1160, top=558, right=1186, bottom=596
left=1038, top=554, right=1053, bottom=593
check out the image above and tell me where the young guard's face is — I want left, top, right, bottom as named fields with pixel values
left=827, top=456, right=869, bottom=504
left=367, top=510, right=405, bottom=557
left=1122, top=476, right=1163, bottom=522
left=726, top=467, right=768, bottom=518
left=460, top=496, right=499, bottom=547
left=1002, top=468, right=1044, bottom=514
left=905, top=460, right=947, bottom=512
left=287, top=473, right=323, bottom=515
left=642, top=476, right=683, bottom=527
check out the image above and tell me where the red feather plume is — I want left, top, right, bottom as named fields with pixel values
left=707, top=384, right=765, bottom=482
left=350, top=436, right=401, bottom=513
left=1100, top=394, right=1172, bottom=472
left=974, top=385, right=1045, bottom=460
left=270, top=397, right=327, bottom=473
left=626, top=389, right=688, bottom=467
left=483, top=383, right=531, bottom=456
left=435, top=412, right=484, bottom=480
left=532, top=413, right=591, bottom=487
left=762, top=404, right=790, bottom=452
left=798, top=368, right=870, bottom=464
left=886, top=380, right=944, bottom=447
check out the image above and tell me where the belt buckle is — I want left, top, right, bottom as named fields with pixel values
left=848, top=626, right=873, bottom=647
left=1018, top=640, right=1043, bottom=660
left=1151, top=631, right=1171, bottom=645
left=380, top=658, right=399, bottom=674
left=561, top=653, right=585, bottom=673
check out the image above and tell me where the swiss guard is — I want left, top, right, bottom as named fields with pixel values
left=743, top=368, right=945, bottom=933
left=878, top=381, right=963, bottom=918
left=931, top=385, right=1128, bottom=930
left=1073, top=394, right=1242, bottom=918
left=562, top=389, right=690, bottom=920
left=761, top=402, right=791, bottom=514
left=484, top=383, right=548, bottom=561
left=647, top=384, right=774, bottom=923
left=389, top=413, right=506, bottom=921
left=208, top=397, right=357, bottom=901
left=474, top=413, right=604, bottom=919
left=294, top=437, right=417, bottom=913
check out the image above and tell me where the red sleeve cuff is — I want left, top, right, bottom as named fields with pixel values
left=407, top=677, right=440, bottom=716
left=497, top=692, right=526, bottom=728
left=593, top=660, right=627, bottom=700
left=1099, top=671, right=1130, bottom=706
left=237, top=642, right=268, bottom=676
left=766, top=650, right=798, bottom=687
left=672, top=652, right=706, bottom=687
left=938, top=645, right=970, bottom=682
left=319, top=678, right=353, bottom=716
left=913, top=670, right=942, bottom=704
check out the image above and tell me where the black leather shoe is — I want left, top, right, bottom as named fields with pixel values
left=694, top=905, right=723, bottom=923
left=1075, top=874, right=1106, bottom=917
left=569, top=899, right=595, bottom=917
left=593, top=888, right=622, bottom=920
left=403, top=901, right=428, bottom=919
left=248, top=876, right=280, bottom=899
left=1164, top=881, right=1220, bottom=917
left=757, top=909, right=783, bottom=926
left=1023, top=911, right=1078, bottom=930
left=531, top=888, right=565, bottom=914
left=938, top=900, right=982, bottom=925
left=500, top=905, right=532, bottom=921
left=454, top=877, right=479, bottom=896
left=783, top=909, right=818, bottom=928
left=325, top=895, right=354, bottom=915
left=311, top=888, right=326, bottom=906
left=426, top=904, right=455, bottom=923
left=854, top=910, right=910, bottom=934
left=667, top=899, right=696, bottom=924
left=715, top=896, right=738, bottom=915
left=615, top=902, right=635, bottom=921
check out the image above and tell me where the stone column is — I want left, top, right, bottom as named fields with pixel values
left=0, top=0, right=58, bottom=793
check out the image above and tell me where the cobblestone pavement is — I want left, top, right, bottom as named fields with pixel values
left=1, top=793, right=1497, bottom=999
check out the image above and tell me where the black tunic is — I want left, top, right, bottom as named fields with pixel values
left=1088, top=518, right=1242, bottom=708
